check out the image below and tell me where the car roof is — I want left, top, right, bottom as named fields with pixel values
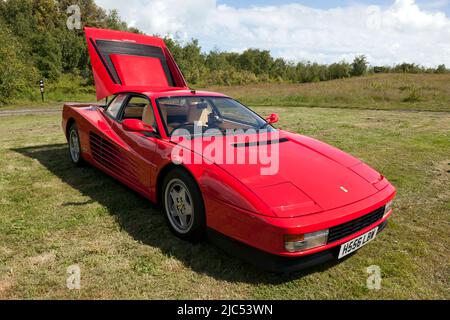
left=115, top=87, right=230, bottom=99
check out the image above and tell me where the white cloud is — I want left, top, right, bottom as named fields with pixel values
left=95, top=0, right=450, bottom=66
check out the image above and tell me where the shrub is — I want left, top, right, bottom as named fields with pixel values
left=351, top=55, right=368, bottom=77
left=403, top=86, right=423, bottom=103
left=436, top=64, right=447, bottom=74
left=328, top=61, right=351, bottom=79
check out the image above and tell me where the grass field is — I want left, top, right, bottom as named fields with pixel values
left=208, top=73, right=450, bottom=112
left=0, top=74, right=449, bottom=299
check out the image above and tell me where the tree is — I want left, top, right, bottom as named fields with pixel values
left=351, top=55, right=368, bottom=76
left=177, top=39, right=205, bottom=84
left=328, top=61, right=351, bottom=79
left=0, top=19, right=38, bottom=104
left=394, top=63, right=423, bottom=73
left=30, top=31, right=62, bottom=79
left=105, top=9, right=129, bottom=31
left=205, top=49, right=230, bottom=71
left=237, top=49, right=273, bottom=76
left=271, top=58, right=288, bottom=79
left=436, top=64, right=447, bottom=74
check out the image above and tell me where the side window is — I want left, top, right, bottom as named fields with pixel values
left=120, top=96, right=157, bottom=130
left=105, top=94, right=127, bottom=118
left=120, top=96, right=147, bottom=120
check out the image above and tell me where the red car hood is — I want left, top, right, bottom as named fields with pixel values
left=182, top=131, right=381, bottom=218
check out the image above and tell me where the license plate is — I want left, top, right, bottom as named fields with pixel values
left=338, top=227, right=378, bottom=259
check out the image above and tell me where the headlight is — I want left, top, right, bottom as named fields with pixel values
left=384, top=200, right=393, bottom=217
left=284, top=229, right=329, bottom=252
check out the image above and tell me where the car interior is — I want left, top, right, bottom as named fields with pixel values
left=158, top=98, right=213, bottom=133
left=157, top=98, right=258, bottom=135
left=119, top=96, right=212, bottom=133
left=116, top=95, right=260, bottom=136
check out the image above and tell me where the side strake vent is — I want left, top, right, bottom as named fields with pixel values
left=232, top=137, right=289, bottom=148
left=89, top=132, right=138, bottom=182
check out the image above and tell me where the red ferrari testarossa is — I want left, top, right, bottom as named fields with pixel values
left=62, top=27, right=396, bottom=272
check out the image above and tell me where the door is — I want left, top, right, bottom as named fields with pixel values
left=111, top=94, right=160, bottom=193
left=85, top=27, right=188, bottom=100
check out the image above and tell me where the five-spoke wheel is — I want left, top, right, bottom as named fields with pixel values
left=165, top=178, right=194, bottom=233
left=162, top=167, right=206, bottom=241
left=68, top=123, right=84, bottom=166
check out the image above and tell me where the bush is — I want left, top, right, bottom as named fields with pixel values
left=403, top=85, right=423, bottom=103
left=328, top=61, right=351, bottom=79
left=351, top=55, right=368, bottom=77
left=394, top=63, right=423, bottom=74
left=436, top=64, right=447, bottom=74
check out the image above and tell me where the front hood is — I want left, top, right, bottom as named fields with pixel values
left=178, top=131, right=381, bottom=217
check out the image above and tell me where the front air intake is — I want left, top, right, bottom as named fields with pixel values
left=327, top=206, right=385, bottom=244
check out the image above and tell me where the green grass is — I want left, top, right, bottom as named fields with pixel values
left=0, top=107, right=449, bottom=299
left=0, top=74, right=449, bottom=299
left=205, top=73, right=450, bottom=112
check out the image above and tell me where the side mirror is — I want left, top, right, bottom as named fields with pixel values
left=266, top=113, right=279, bottom=124
left=122, top=119, right=155, bottom=133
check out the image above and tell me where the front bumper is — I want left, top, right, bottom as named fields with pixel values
left=205, top=183, right=395, bottom=257
left=208, top=220, right=388, bottom=273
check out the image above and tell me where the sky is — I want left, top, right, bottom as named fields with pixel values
left=95, top=0, right=450, bottom=67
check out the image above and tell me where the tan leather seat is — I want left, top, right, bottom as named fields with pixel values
left=123, top=105, right=145, bottom=119
left=159, top=107, right=168, bottom=124
left=159, top=106, right=177, bottom=132
left=187, top=102, right=210, bottom=126
left=142, top=105, right=155, bottom=125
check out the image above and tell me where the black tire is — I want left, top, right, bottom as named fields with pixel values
left=161, top=167, right=206, bottom=242
left=68, top=123, right=85, bottom=167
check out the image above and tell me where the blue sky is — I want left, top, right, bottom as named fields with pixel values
left=96, top=0, right=450, bottom=66
left=218, top=0, right=450, bottom=14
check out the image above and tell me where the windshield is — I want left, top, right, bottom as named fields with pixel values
left=156, top=96, right=275, bottom=136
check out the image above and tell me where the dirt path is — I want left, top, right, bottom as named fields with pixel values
left=1, top=105, right=448, bottom=117
left=0, top=108, right=61, bottom=117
